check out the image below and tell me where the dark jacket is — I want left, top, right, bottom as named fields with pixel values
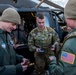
left=49, top=28, right=76, bottom=75
left=0, top=29, right=23, bottom=75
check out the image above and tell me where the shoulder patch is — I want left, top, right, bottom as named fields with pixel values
left=1, top=42, right=6, bottom=48
left=61, top=51, right=75, bottom=64
left=46, top=26, right=54, bottom=32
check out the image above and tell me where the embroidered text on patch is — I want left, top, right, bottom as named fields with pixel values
left=61, top=51, right=75, bottom=64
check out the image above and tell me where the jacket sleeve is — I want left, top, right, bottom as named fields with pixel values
left=28, top=33, right=37, bottom=52
left=52, top=29, right=60, bottom=49
left=0, top=64, right=22, bottom=75
left=48, top=38, right=76, bottom=75
left=0, top=49, right=23, bottom=75
left=16, top=54, right=24, bottom=63
left=0, top=34, right=23, bottom=75
left=49, top=60, right=64, bottom=75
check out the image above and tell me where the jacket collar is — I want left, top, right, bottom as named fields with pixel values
left=37, top=26, right=47, bottom=32
left=70, top=28, right=76, bottom=33
left=0, top=29, right=4, bottom=34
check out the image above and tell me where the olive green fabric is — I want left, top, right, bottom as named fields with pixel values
left=64, top=0, right=76, bottom=19
left=0, top=8, right=21, bottom=24
left=0, top=29, right=23, bottom=75
left=28, top=26, right=59, bottom=75
left=49, top=28, right=76, bottom=75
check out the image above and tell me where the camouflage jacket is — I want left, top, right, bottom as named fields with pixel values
left=28, top=26, right=59, bottom=53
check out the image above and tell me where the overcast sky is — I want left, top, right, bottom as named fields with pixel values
left=51, top=0, right=69, bottom=7
left=31, top=0, right=69, bottom=8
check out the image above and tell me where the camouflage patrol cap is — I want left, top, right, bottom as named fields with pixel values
left=64, top=0, right=76, bottom=19
left=0, top=8, right=21, bottom=24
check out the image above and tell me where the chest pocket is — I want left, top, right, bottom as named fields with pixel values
left=0, top=39, right=11, bottom=65
left=0, top=34, right=16, bottom=65
left=34, top=31, right=52, bottom=47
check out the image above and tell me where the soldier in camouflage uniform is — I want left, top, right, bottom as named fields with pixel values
left=28, top=13, right=59, bottom=75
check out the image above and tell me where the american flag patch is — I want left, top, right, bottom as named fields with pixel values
left=61, top=51, right=75, bottom=64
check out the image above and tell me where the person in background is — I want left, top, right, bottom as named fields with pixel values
left=0, top=7, right=29, bottom=75
left=28, top=12, right=59, bottom=75
left=49, top=0, right=76, bottom=75
left=62, top=26, right=72, bottom=41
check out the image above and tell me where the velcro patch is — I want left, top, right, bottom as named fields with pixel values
left=61, top=51, right=75, bottom=64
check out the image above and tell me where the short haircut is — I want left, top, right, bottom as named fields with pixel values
left=36, top=12, right=44, bottom=19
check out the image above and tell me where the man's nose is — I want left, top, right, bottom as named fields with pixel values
left=40, top=23, right=43, bottom=25
left=13, top=25, right=16, bottom=29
